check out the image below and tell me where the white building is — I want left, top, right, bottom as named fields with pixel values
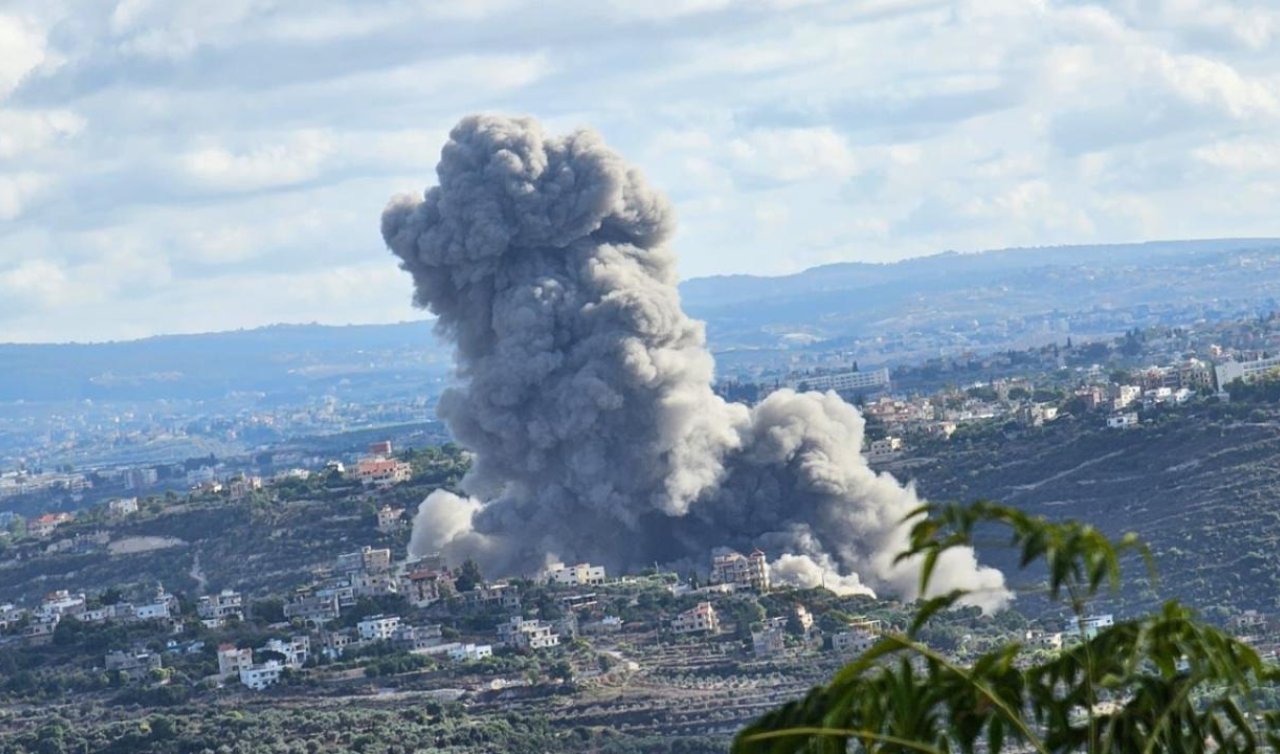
left=186, top=466, right=219, bottom=487
left=197, top=590, right=244, bottom=624
left=832, top=618, right=882, bottom=655
left=787, top=368, right=891, bottom=393
left=752, top=625, right=786, bottom=657
left=498, top=616, right=560, bottom=650
left=1025, top=630, right=1064, bottom=651
left=710, top=549, right=770, bottom=592
left=260, top=636, right=310, bottom=668
left=352, top=458, right=413, bottom=488
left=1065, top=614, right=1115, bottom=639
left=108, top=497, right=139, bottom=517
left=671, top=602, right=720, bottom=635
left=239, top=660, right=283, bottom=691
left=357, top=614, right=402, bottom=642
left=131, top=585, right=179, bottom=622
left=448, top=643, right=493, bottom=661
left=1107, top=412, right=1139, bottom=429
left=134, top=601, right=172, bottom=621
left=545, top=562, right=607, bottom=587
left=1216, top=355, right=1280, bottom=389
left=124, top=468, right=158, bottom=490
left=794, top=605, right=814, bottom=637
left=228, top=475, right=263, bottom=500
left=336, top=546, right=393, bottom=574
left=581, top=616, right=624, bottom=635
left=0, top=604, right=27, bottom=630
left=1113, top=384, right=1142, bottom=410
left=36, top=590, right=86, bottom=621
left=463, top=582, right=522, bottom=609
left=864, top=436, right=905, bottom=463
left=394, top=624, right=444, bottom=652
left=376, top=505, right=404, bottom=532
left=105, top=650, right=162, bottom=679
left=319, top=629, right=360, bottom=659
left=832, top=630, right=875, bottom=655
left=284, top=594, right=340, bottom=625
left=30, top=512, right=73, bottom=538
left=350, top=570, right=400, bottom=598
left=399, top=567, right=453, bottom=608
left=217, top=645, right=254, bottom=678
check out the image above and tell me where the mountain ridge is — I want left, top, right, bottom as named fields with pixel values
left=2, top=238, right=1279, bottom=402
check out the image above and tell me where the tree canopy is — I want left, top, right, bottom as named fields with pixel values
left=735, top=501, right=1280, bottom=754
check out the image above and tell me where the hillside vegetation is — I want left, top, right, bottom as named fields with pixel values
left=0, top=446, right=467, bottom=606
left=905, top=402, right=1280, bottom=616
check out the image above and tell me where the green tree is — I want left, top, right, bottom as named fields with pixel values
left=728, top=598, right=767, bottom=640
left=251, top=597, right=286, bottom=624
left=456, top=558, right=484, bottom=592
left=735, top=501, right=1280, bottom=754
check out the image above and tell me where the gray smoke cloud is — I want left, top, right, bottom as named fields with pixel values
left=384, top=115, right=1009, bottom=611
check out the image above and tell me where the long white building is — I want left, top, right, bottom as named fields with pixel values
left=786, top=367, right=890, bottom=393
left=545, top=562, right=607, bottom=587
left=1215, top=355, right=1280, bottom=389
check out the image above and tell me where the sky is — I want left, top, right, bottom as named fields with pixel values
left=0, top=0, right=1278, bottom=343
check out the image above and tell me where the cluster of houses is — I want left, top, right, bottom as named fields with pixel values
left=0, top=469, right=91, bottom=501
left=835, top=354, right=1242, bottom=443
left=217, top=635, right=311, bottom=690
left=270, top=550, right=630, bottom=687
left=3, top=585, right=185, bottom=644
left=665, top=548, right=899, bottom=662
left=280, top=545, right=458, bottom=628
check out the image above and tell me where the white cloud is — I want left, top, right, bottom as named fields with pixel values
left=727, top=127, right=858, bottom=183
left=1143, top=49, right=1280, bottom=119
left=179, top=130, right=335, bottom=192
left=0, top=0, right=1278, bottom=341
left=0, top=259, right=70, bottom=311
left=0, top=14, right=46, bottom=98
left=0, top=172, right=51, bottom=221
left=0, top=109, right=84, bottom=158
left=1194, top=140, right=1280, bottom=172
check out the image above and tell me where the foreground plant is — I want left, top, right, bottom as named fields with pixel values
left=735, top=501, right=1280, bottom=754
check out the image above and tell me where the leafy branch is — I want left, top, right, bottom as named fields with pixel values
left=735, top=501, right=1276, bottom=754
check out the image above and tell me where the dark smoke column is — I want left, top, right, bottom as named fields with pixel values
left=382, top=115, right=1008, bottom=610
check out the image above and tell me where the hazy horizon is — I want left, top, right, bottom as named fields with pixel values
left=1, top=234, right=1276, bottom=346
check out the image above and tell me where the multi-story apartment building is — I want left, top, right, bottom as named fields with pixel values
left=283, top=594, right=340, bottom=626
left=357, top=614, right=402, bottom=642
left=498, top=616, right=560, bottom=650
left=671, top=602, right=720, bottom=635
left=545, top=562, right=607, bottom=587
left=1216, top=355, right=1280, bottom=389
left=197, top=589, right=244, bottom=625
left=710, top=549, right=770, bottom=592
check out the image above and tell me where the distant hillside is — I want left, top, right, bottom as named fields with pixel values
left=0, top=321, right=450, bottom=403
left=0, top=447, right=468, bottom=605
left=904, top=402, right=1280, bottom=616
left=681, top=238, right=1270, bottom=306
left=3, top=238, right=1279, bottom=403
left=679, top=238, right=1280, bottom=348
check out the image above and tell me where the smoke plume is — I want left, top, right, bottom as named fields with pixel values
left=383, top=115, right=1008, bottom=611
